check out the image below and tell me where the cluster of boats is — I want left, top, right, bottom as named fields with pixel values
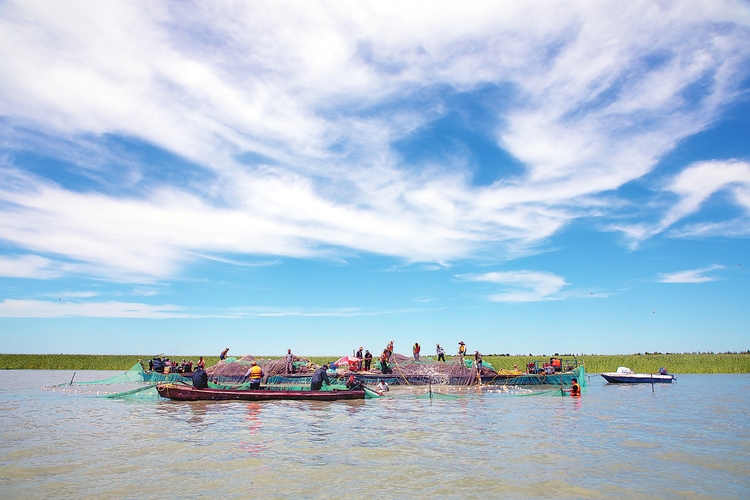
left=108, top=357, right=676, bottom=402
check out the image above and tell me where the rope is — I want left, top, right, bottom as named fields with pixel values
left=391, top=358, right=412, bottom=386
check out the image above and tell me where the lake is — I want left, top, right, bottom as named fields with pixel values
left=1, top=371, right=749, bottom=499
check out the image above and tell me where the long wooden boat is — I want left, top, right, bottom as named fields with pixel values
left=600, top=367, right=675, bottom=384
left=156, top=383, right=366, bottom=401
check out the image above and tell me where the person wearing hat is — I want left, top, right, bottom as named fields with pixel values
left=311, top=363, right=331, bottom=391
left=436, top=344, right=446, bottom=362
left=474, top=350, right=483, bottom=383
left=247, top=360, right=264, bottom=390
left=355, top=346, right=364, bottom=371
left=413, top=342, right=421, bottom=361
left=457, top=341, right=466, bottom=367
left=285, top=348, right=294, bottom=374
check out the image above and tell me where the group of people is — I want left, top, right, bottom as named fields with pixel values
left=164, top=345, right=581, bottom=397
left=148, top=356, right=206, bottom=375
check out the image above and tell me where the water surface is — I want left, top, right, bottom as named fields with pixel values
left=1, top=371, right=748, bottom=499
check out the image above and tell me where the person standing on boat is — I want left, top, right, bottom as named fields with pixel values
left=311, top=364, right=331, bottom=391
left=379, top=350, right=390, bottom=374
left=436, top=344, right=446, bottom=362
left=457, top=341, right=466, bottom=366
left=285, top=349, right=294, bottom=374
left=197, top=356, right=206, bottom=370
left=247, top=361, right=264, bottom=390
left=413, top=343, right=421, bottom=361
left=386, top=341, right=394, bottom=361
left=220, top=348, right=229, bottom=361
left=474, top=351, right=483, bottom=384
left=355, top=346, right=363, bottom=371
left=192, top=366, right=209, bottom=389
left=364, top=350, right=373, bottom=370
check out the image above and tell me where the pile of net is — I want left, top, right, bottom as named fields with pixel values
left=359, top=352, right=501, bottom=386
left=206, top=354, right=315, bottom=383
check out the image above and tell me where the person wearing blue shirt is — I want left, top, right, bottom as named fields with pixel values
left=311, top=364, right=331, bottom=391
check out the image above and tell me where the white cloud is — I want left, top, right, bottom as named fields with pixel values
left=458, top=270, right=569, bottom=302
left=0, top=254, right=59, bottom=279
left=0, top=299, right=189, bottom=318
left=0, top=299, right=435, bottom=319
left=1, top=1, right=749, bottom=281
left=658, top=264, right=725, bottom=283
left=612, top=160, right=750, bottom=244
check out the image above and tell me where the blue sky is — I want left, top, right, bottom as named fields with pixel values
left=1, top=1, right=749, bottom=356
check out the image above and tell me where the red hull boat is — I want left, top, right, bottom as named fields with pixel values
left=156, top=383, right=366, bottom=401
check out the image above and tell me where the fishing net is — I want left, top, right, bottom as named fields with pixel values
left=41, top=354, right=585, bottom=399
left=206, top=355, right=316, bottom=384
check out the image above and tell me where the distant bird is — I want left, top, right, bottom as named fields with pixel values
left=652, top=310, right=655, bottom=313
left=59, top=298, right=62, bottom=301
left=590, top=292, right=593, bottom=295
left=638, top=290, right=641, bottom=292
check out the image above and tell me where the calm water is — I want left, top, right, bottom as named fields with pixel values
left=1, top=371, right=749, bottom=499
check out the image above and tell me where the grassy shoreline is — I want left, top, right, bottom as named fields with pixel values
left=1, top=353, right=749, bottom=373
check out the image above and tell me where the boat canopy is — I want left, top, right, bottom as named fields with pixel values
left=616, top=367, right=635, bottom=374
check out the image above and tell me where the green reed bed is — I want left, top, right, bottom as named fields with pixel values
left=480, top=353, right=750, bottom=374
left=0, top=354, right=219, bottom=371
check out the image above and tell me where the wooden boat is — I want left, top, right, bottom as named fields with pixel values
left=156, top=383, right=366, bottom=401
left=600, top=367, right=676, bottom=384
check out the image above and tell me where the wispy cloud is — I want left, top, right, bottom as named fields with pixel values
left=458, top=270, right=569, bottom=302
left=658, top=264, right=725, bottom=283
left=0, top=1, right=749, bottom=283
left=0, top=299, right=440, bottom=319
left=0, top=299, right=189, bottom=319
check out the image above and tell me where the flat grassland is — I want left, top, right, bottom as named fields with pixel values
left=1, top=353, right=748, bottom=373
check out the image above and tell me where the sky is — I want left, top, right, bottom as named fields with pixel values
left=1, top=0, right=749, bottom=357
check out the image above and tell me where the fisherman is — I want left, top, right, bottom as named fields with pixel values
left=386, top=341, right=394, bottom=361
left=356, top=346, right=364, bottom=371
left=375, top=379, right=389, bottom=394
left=457, top=341, right=466, bottom=366
left=192, top=365, right=209, bottom=389
left=364, top=350, right=373, bottom=370
left=247, top=360, right=264, bottom=390
left=285, top=348, right=294, bottom=374
left=197, top=356, right=206, bottom=370
left=220, top=348, right=229, bottom=361
left=346, top=375, right=364, bottom=391
left=413, top=342, right=421, bottom=361
left=474, top=351, right=483, bottom=384
left=566, top=378, right=581, bottom=397
left=311, top=364, right=331, bottom=391
left=379, top=350, right=390, bottom=374
left=436, top=344, right=446, bottom=362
